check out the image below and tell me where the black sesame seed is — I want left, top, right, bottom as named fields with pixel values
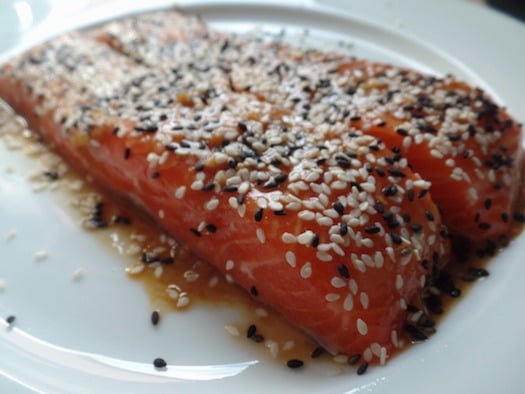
left=264, top=179, right=278, bottom=189
left=407, top=188, right=415, bottom=202
left=347, top=354, right=361, bottom=365
left=286, top=359, right=304, bottom=369
left=250, top=286, right=258, bottom=297
left=411, top=223, right=423, bottom=233
left=311, top=233, right=320, bottom=247
left=311, top=346, right=325, bottom=358
left=375, top=201, right=385, bottom=214
left=340, top=221, right=348, bottom=235
left=189, top=228, right=202, bottom=237
left=124, top=147, right=131, bottom=160
left=194, top=163, right=205, bottom=172
left=484, top=198, right=492, bottom=210
left=206, top=224, right=217, bottom=233
left=375, top=167, right=386, bottom=177
left=383, top=184, right=398, bottom=197
left=223, top=185, right=238, bottom=193
left=273, top=209, right=286, bottom=216
left=364, top=226, right=380, bottom=234
left=478, top=222, right=491, bottom=231
left=112, top=215, right=131, bottom=225
left=333, top=201, right=345, bottom=216
left=151, top=171, right=160, bottom=179
left=513, top=212, right=525, bottom=223
left=356, top=362, right=369, bottom=375
left=449, top=288, right=461, bottom=298
left=425, top=210, right=435, bottom=221
left=274, top=173, right=288, bottom=184
left=134, top=125, right=158, bottom=133
left=251, top=334, right=265, bottom=343
left=246, top=324, right=257, bottom=338
left=202, top=182, right=215, bottom=192
left=387, top=168, right=406, bottom=178
left=43, top=171, right=59, bottom=181
left=337, top=263, right=350, bottom=279
left=153, top=358, right=167, bottom=368
left=389, top=233, right=402, bottom=244
left=5, top=315, right=15, bottom=325
left=254, top=208, right=264, bottom=222
left=396, top=128, right=409, bottom=136
left=418, top=189, right=428, bottom=199
left=405, top=324, right=428, bottom=341
left=238, top=122, right=248, bottom=132
left=501, top=212, right=509, bottom=223
left=151, top=310, right=160, bottom=326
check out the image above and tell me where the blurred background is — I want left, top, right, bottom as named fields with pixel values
left=484, top=0, right=525, bottom=21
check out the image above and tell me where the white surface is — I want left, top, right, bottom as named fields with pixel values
left=0, top=0, right=524, bottom=393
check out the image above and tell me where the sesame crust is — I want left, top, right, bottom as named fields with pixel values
left=0, top=8, right=520, bottom=363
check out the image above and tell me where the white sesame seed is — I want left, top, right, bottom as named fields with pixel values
left=238, top=181, right=250, bottom=194
left=34, top=250, right=49, bottom=261
left=282, top=340, right=295, bottom=352
left=300, top=262, right=312, bottom=279
left=316, top=216, right=333, bottom=227
left=430, top=149, right=443, bottom=159
left=176, top=295, right=190, bottom=308
left=380, top=347, right=387, bottom=365
left=330, top=277, right=346, bottom=288
left=351, top=255, right=366, bottom=273
left=166, top=284, right=181, bottom=299
left=225, top=260, right=234, bottom=271
left=174, top=186, right=186, bottom=199
left=360, top=292, right=369, bottom=309
left=363, top=348, right=373, bottom=362
left=268, top=200, right=283, bottom=211
left=281, top=232, right=297, bottom=244
left=317, top=250, right=333, bottom=262
left=208, top=276, right=219, bottom=288
left=349, top=278, right=358, bottom=295
left=357, top=318, right=368, bottom=335
left=205, top=197, right=219, bottom=211
left=265, top=339, right=279, bottom=358
left=255, top=307, right=268, bottom=317
left=298, top=210, right=315, bottom=220
left=285, top=251, right=296, bottom=267
left=385, top=246, right=396, bottom=262
left=224, top=324, right=240, bottom=337
left=256, top=228, right=266, bottom=244
left=391, top=329, right=399, bottom=347
left=332, top=354, right=348, bottom=364
left=4, top=229, right=16, bottom=241
left=190, top=179, right=203, bottom=190
left=154, top=265, right=164, bottom=278
left=371, top=342, right=382, bottom=357
left=374, top=251, right=384, bottom=268
left=71, top=268, right=85, bottom=281
left=228, top=196, right=238, bottom=209
left=343, top=293, right=354, bottom=311
left=158, top=209, right=165, bottom=219
left=395, top=274, right=404, bottom=290
left=325, top=293, right=340, bottom=302
left=126, top=262, right=145, bottom=275
left=297, top=231, right=314, bottom=245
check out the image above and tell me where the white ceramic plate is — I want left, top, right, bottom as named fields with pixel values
left=1, top=1, right=524, bottom=393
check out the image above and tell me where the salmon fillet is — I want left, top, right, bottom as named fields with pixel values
left=0, top=21, right=453, bottom=364
left=92, top=10, right=523, bottom=242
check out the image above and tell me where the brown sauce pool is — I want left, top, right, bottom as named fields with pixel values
left=1, top=101, right=524, bottom=372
